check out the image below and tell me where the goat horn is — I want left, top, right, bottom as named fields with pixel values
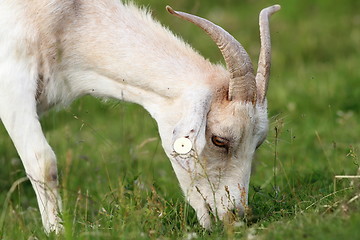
left=255, top=5, right=281, bottom=103
left=166, top=6, right=256, bottom=103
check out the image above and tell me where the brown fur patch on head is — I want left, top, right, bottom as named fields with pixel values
left=206, top=91, right=257, bottom=158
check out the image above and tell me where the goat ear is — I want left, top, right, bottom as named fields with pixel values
left=172, top=88, right=212, bottom=155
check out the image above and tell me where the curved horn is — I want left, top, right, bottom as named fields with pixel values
left=255, top=5, right=281, bottom=103
left=166, top=6, right=256, bottom=103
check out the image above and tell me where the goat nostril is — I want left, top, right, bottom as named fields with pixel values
left=231, top=209, right=237, bottom=215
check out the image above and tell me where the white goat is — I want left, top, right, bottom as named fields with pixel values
left=0, top=0, right=280, bottom=233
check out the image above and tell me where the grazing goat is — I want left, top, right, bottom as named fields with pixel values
left=0, top=0, right=280, bottom=233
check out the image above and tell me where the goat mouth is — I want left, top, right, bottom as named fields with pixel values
left=204, top=202, right=246, bottom=226
left=223, top=207, right=246, bottom=224
left=223, top=210, right=237, bottom=225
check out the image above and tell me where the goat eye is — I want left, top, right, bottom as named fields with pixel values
left=211, top=136, right=229, bottom=148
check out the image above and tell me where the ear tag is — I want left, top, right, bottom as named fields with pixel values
left=173, top=137, right=192, bottom=154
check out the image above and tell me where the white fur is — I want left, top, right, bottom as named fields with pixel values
left=0, top=0, right=271, bottom=232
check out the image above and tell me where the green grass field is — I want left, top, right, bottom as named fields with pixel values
left=1, top=0, right=360, bottom=239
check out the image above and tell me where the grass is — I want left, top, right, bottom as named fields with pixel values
left=1, top=0, right=360, bottom=239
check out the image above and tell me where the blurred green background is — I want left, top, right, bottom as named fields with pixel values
left=0, top=0, right=360, bottom=239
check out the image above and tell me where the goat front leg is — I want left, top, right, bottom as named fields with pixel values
left=0, top=72, right=63, bottom=233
